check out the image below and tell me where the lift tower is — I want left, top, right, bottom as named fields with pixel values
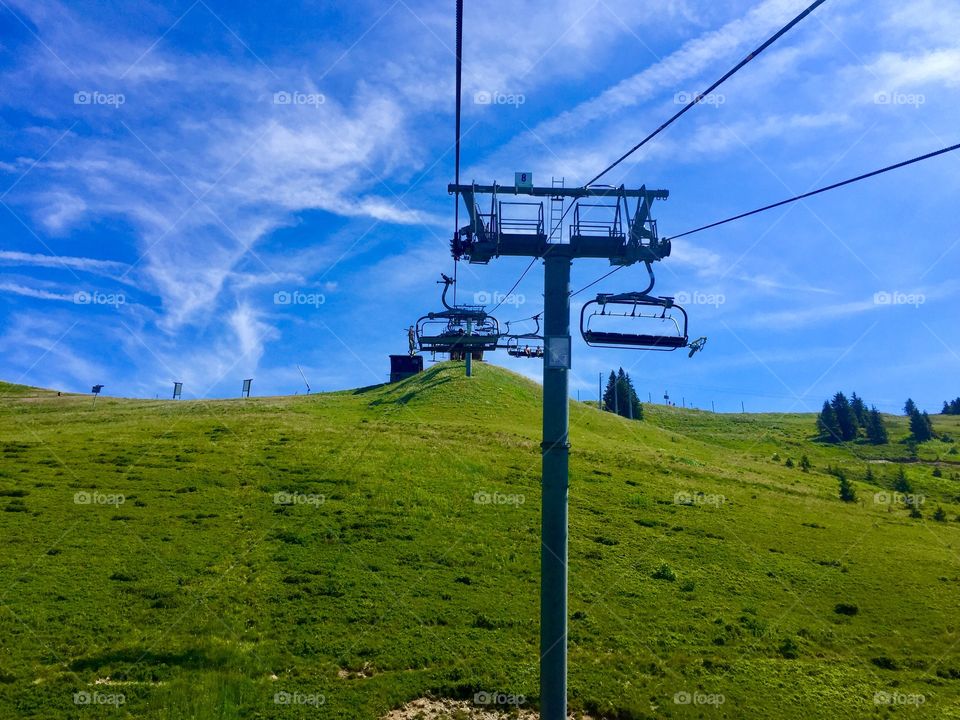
left=450, top=179, right=670, bottom=719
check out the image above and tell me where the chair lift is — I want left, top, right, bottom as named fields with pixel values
left=506, top=337, right=545, bottom=358
left=499, top=313, right=544, bottom=358
left=415, top=274, right=501, bottom=360
left=580, top=262, right=706, bottom=357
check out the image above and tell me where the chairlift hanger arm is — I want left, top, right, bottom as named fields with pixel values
left=439, top=273, right=456, bottom=311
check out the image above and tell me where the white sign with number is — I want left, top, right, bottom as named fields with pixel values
left=515, top=171, right=533, bottom=189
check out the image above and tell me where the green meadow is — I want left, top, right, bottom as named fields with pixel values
left=1, top=361, right=959, bottom=719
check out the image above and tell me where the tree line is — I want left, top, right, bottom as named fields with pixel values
left=816, top=392, right=888, bottom=444
left=942, top=397, right=960, bottom=415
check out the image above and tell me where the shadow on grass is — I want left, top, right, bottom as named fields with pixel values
left=70, top=647, right=227, bottom=674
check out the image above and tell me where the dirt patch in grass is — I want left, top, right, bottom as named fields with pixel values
left=380, top=697, right=593, bottom=719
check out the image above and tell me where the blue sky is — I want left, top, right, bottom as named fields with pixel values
left=0, top=0, right=957, bottom=412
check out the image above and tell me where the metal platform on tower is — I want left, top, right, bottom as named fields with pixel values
left=449, top=182, right=671, bottom=266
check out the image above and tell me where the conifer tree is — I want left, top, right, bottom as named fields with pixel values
left=817, top=401, right=841, bottom=442
left=865, top=407, right=888, bottom=444
left=838, top=472, right=857, bottom=502
left=602, top=371, right=617, bottom=413
left=831, top=392, right=858, bottom=441
left=909, top=408, right=935, bottom=442
left=893, top=465, right=912, bottom=494
left=850, top=392, right=867, bottom=427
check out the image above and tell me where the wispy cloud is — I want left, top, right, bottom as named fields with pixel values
left=0, top=282, right=74, bottom=302
left=0, top=249, right=128, bottom=276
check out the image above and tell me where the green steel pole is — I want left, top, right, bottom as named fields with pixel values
left=465, top=319, right=472, bottom=377
left=541, top=250, right=571, bottom=718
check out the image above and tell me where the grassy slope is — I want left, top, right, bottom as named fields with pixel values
left=0, top=381, right=64, bottom=398
left=0, top=361, right=959, bottom=719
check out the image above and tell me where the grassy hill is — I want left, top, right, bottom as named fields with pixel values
left=1, top=361, right=959, bottom=719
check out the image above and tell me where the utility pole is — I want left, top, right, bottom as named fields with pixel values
left=741, top=400, right=745, bottom=413
left=450, top=180, right=671, bottom=719
left=598, top=372, right=602, bottom=411
left=712, top=400, right=715, bottom=413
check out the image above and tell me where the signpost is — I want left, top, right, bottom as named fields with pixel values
left=241, top=379, right=252, bottom=398
left=172, top=382, right=182, bottom=400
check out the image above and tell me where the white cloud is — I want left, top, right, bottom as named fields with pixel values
left=0, top=282, right=74, bottom=301
left=869, top=49, right=960, bottom=90
left=0, top=250, right=128, bottom=275
left=531, top=0, right=815, bottom=139
left=37, top=192, right=87, bottom=234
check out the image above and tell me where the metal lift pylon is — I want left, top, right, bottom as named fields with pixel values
left=450, top=179, right=672, bottom=719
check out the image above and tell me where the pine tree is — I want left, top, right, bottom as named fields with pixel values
left=865, top=407, right=888, bottom=445
left=623, top=371, right=643, bottom=420
left=602, top=371, right=617, bottom=413
left=934, top=506, right=948, bottom=522
left=817, top=401, right=842, bottom=442
left=617, top=368, right=628, bottom=418
left=838, top=472, right=857, bottom=502
left=944, top=401, right=952, bottom=415
left=904, top=398, right=917, bottom=416
left=909, top=408, right=935, bottom=442
left=831, top=392, right=858, bottom=441
left=864, top=464, right=876, bottom=484
left=893, top=465, right=912, bottom=494
left=951, top=398, right=960, bottom=415
left=850, top=392, right=867, bottom=427
left=614, top=368, right=642, bottom=420
left=603, top=369, right=642, bottom=420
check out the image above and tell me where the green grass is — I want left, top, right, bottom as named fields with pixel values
left=1, top=361, right=960, bottom=718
